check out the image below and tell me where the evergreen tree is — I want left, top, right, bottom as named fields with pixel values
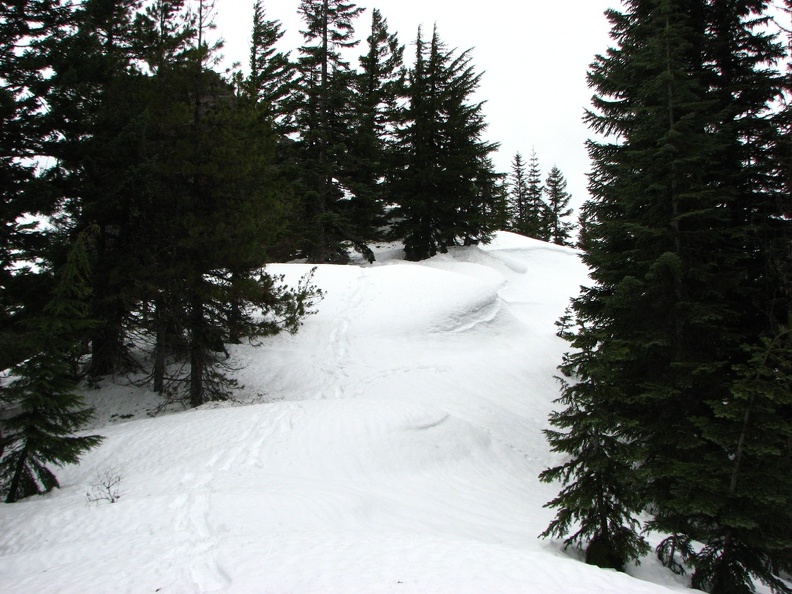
left=294, top=0, right=364, bottom=263
left=575, top=199, right=596, bottom=252
left=246, top=0, right=294, bottom=128
left=0, top=230, right=103, bottom=503
left=35, top=0, right=152, bottom=378
left=480, top=157, right=510, bottom=232
left=526, top=149, right=550, bottom=240
left=136, top=12, right=320, bottom=406
left=541, top=1, right=792, bottom=589
left=509, top=149, right=550, bottom=240
left=507, top=152, right=528, bottom=231
left=393, top=26, right=499, bottom=261
left=134, top=0, right=193, bottom=73
left=544, top=165, right=575, bottom=246
left=343, top=8, right=405, bottom=260
left=0, top=0, right=321, bottom=411
left=122, top=2, right=199, bottom=393
left=540, top=315, right=649, bottom=569
left=655, top=3, right=792, bottom=590
left=0, top=0, right=70, bottom=369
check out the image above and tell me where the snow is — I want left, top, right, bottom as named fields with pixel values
left=0, top=232, right=704, bottom=593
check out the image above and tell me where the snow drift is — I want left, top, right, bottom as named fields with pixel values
left=0, top=232, right=704, bottom=593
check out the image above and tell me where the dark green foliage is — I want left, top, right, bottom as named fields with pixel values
left=4, top=0, right=323, bottom=408
left=575, top=200, right=595, bottom=251
left=139, top=60, right=320, bottom=407
left=689, top=527, right=792, bottom=594
left=540, top=317, right=649, bottom=570
left=525, top=150, right=550, bottom=240
left=35, top=0, right=161, bottom=378
left=541, top=0, right=792, bottom=587
left=506, top=149, right=551, bottom=240
left=544, top=166, right=574, bottom=246
left=133, top=1, right=193, bottom=73
left=683, top=330, right=792, bottom=593
left=0, top=0, right=70, bottom=370
left=293, top=0, right=364, bottom=263
left=246, top=0, right=294, bottom=128
left=342, top=9, right=406, bottom=259
left=507, top=151, right=570, bottom=242
left=392, top=27, right=500, bottom=261
left=506, top=152, right=528, bottom=231
left=478, top=157, right=510, bottom=232
left=0, top=231, right=103, bottom=503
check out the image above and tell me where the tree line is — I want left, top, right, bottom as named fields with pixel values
left=539, top=2, right=792, bottom=594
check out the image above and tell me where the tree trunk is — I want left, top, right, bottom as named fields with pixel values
left=189, top=290, right=205, bottom=408
left=153, top=296, right=167, bottom=393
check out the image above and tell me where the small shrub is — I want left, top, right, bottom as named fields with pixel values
left=85, top=467, right=122, bottom=505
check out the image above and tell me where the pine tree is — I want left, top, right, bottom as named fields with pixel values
left=393, top=26, right=499, bottom=261
left=246, top=0, right=294, bottom=128
left=526, top=149, right=550, bottom=240
left=0, top=0, right=70, bottom=370
left=543, top=166, right=574, bottom=246
left=0, top=230, right=103, bottom=503
left=690, top=327, right=792, bottom=593
left=509, top=149, right=551, bottom=240
left=123, top=2, right=199, bottom=393
left=479, top=156, right=510, bottom=232
left=134, top=0, right=193, bottom=73
left=0, top=1, right=320, bottom=409
left=506, top=152, right=528, bottom=231
left=132, top=15, right=321, bottom=406
left=36, top=0, right=152, bottom=378
left=541, top=1, right=792, bottom=588
left=575, top=199, right=596, bottom=252
left=293, top=0, right=364, bottom=263
left=540, top=313, right=650, bottom=569
left=658, top=2, right=792, bottom=590
left=343, top=8, right=405, bottom=260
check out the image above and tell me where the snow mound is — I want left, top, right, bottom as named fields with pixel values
left=272, top=259, right=505, bottom=337
left=0, top=233, right=696, bottom=594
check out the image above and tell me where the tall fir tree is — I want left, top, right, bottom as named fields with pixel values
left=392, top=26, right=499, bottom=261
left=293, top=0, right=363, bottom=263
left=540, top=312, right=650, bottom=569
left=541, top=2, right=792, bottom=590
left=543, top=166, right=575, bottom=246
left=0, top=230, right=103, bottom=503
left=0, top=0, right=71, bottom=370
left=148, top=3, right=320, bottom=407
left=246, top=0, right=294, bottom=129
left=480, top=156, right=510, bottom=231
left=343, top=8, right=405, bottom=260
left=575, top=198, right=596, bottom=251
left=507, top=152, right=528, bottom=232
left=526, top=149, right=550, bottom=240
left=657, top=3, right=792, bottom=590
left=38, top=0, right=153, bottom=378
left=134, top=0, right=193, bottom=74
left=508, top=150, right=558, bottom=240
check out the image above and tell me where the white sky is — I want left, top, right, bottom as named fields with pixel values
left=213, top=0, right=619, bottom=212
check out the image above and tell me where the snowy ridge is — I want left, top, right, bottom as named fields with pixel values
left=0, top=232, right=702, bottom=593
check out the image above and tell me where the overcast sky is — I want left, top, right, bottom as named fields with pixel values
left=213, top=0, right=619, bottom=212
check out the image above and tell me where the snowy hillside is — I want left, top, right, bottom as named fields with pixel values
left=1, top=232, right=700, bottom=593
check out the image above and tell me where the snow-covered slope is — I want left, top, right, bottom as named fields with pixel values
left=0, top=232, right=695, bottom=593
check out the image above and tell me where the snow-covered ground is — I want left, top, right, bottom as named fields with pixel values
left=1, top=232, right=711, bottom=593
